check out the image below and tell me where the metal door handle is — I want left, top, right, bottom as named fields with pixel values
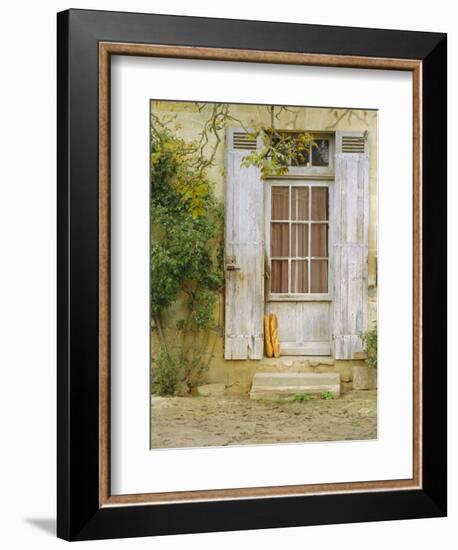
left=226, top=255, right=240, bottom=271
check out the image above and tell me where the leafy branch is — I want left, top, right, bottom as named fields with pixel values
left=169, top=103, right=315, bottom=180
left=241, top=127, right=314, bottom=179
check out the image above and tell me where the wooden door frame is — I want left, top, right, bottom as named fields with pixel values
left=264, top=178, right=334, bottom=356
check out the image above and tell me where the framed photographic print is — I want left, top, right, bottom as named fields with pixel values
left=57, top=9, right=447, bottom=541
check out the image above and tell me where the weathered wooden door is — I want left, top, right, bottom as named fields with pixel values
left=265, top=181, right=332, bottom=355
left=264, top=131, right=369, bottom=358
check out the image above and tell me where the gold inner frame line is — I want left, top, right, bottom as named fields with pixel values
left=98, top=41, right=422, bottom=508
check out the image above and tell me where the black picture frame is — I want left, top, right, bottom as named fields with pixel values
left=57, top=8, right=447, bottom=541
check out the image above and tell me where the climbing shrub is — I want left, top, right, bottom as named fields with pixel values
left=151, top=117, right=223, bottom=396
left=363, top=324, right=377, bottom=369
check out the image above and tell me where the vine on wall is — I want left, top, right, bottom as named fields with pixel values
left=151, top=116, right=223, bottom=395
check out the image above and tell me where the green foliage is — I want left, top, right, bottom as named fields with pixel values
left=293, top=392, right=311, bottom=402
left=363, top=324, right=377, bottom=369
left=151, top=117, right=223, bottom=396
left=152, top=351, right=209, bottom=397
left=241, top=129, right=314, bottom=179
left=152, top=351, right=179, bottom=396
left=320, top=391, right=335, bottom=400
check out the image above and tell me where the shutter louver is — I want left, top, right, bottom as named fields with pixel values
left=224, top=128, right=264, bottom=360
left=341, top=135, right=365, bottom=154
left=232, top=131, right=257, bottom=150
left=332, top=130, right=369, bottom=359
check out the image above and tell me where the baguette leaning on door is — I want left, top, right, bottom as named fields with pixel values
left=264, top=314, right=281, bottom=358
left=264, top=315, right=273, bottom=357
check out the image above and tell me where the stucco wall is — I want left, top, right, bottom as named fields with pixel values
left=151, top=101, right=378, bottom=390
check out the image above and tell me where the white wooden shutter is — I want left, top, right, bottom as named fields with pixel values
left=224, top=128, right=264, bottom=359
left=332, top=131, right=369, bottom=359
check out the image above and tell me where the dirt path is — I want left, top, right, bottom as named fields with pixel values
left=151, top=390, right=377, bottom=448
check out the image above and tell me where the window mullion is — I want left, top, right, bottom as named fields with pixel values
left=288, top=185, right=292, bottom=294
left=308, top=186, right=312, bottom=293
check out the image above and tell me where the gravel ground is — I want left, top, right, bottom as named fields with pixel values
left=151, top=390, right=377, bottom=448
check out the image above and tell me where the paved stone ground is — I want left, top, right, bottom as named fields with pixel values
left=151, top=390, right=377, bottom=448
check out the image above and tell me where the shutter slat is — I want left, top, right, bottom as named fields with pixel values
left=337, top=132, right=367, bottom=154
left=233, top=131, right=257, bottom=150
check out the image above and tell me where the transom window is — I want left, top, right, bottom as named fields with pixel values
left=272, top=132, right=332, bottom=169
left=270, top=184, right=329, bottom=294
left=292, top=137, right=330, bottom=167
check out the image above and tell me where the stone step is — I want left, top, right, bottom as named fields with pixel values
left=261, top=355, right=335, bottom=366
left=259, top=356, right=335, bottom=370
left=250, top=372, right=340, bottom=400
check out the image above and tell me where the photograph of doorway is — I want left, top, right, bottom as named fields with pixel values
left=150, top=100, right=377, bottom=448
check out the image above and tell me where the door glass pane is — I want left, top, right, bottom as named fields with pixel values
left=291, top=187, right=309, bottom=220
left=311, top=224, right=328, bottom=257
left=311, top=187, right=328, bottom=221
left=271, top=260, right=289, bottom=293
left=271, top=223, right=289, bottom=257
left=291, top=260, right=308, bottom=293
left=271, top=187, right=289, bottom=220
left=270, top=184, right=330, bottom=296
left=310, top=260, right=328, bottom=293
left=312, top=139, right=330, bottom=167
left=291, top=223, right=308, bottom=257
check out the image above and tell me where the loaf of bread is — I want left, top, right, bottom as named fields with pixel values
left=264, top=315, right=273, bottom=357
left=269, top=313, right=281, bottom=358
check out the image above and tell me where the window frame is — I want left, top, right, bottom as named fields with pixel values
left=265, top=179, right=333, bottom=302
left=282, top=131, right=335, bottom=176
